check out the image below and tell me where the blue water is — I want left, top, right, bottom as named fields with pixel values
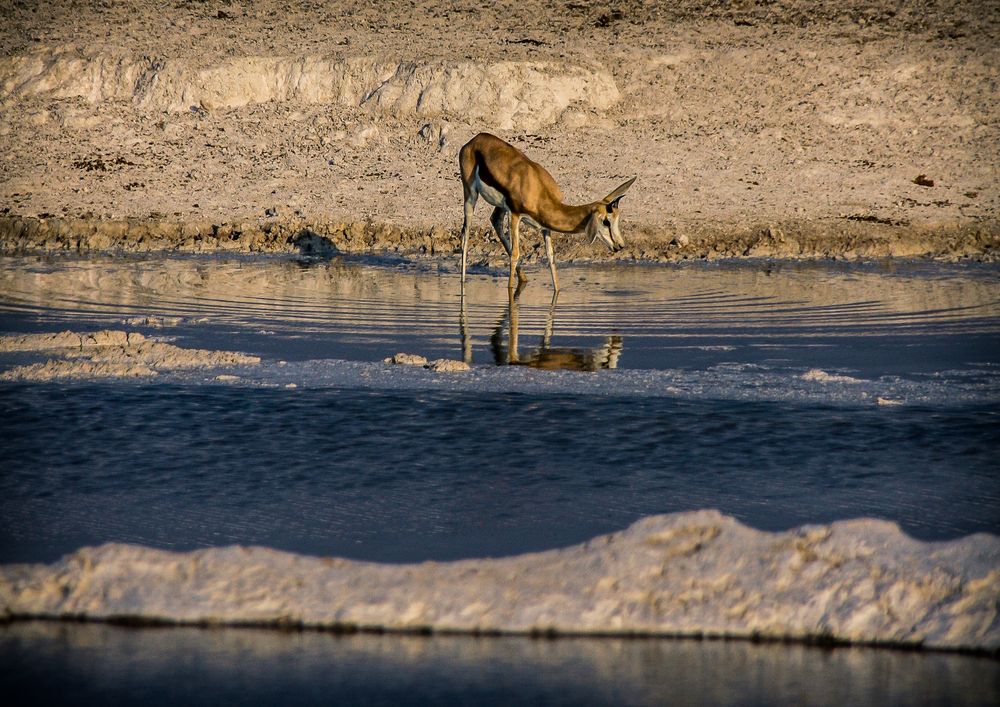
left=0, top=384, right=997, bottom=563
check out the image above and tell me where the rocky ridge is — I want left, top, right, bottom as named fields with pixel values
left=1, top=511, right=996, bottom=651
left=1, top=51, right=617, bottom=131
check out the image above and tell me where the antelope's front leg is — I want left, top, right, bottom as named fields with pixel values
left=492, top=207, right=525, bottom=282
left=543, top=229, right=559, bottom=292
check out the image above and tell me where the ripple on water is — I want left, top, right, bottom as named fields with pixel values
left=0, top=384, right=996, bottom=563
left=1, top=255, right=998, bottom=375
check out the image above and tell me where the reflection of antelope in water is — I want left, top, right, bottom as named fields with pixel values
left=477, top=288, right=623, bottom=371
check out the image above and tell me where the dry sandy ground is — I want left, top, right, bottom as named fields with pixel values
left=1, top=0, right=998, bottom=261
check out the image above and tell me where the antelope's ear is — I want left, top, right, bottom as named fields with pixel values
left=603, top=176, right=636, bottom=206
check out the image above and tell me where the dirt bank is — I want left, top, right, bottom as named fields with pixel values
left=1, top=214, right=996, bottom=262
left=1, top=1, right=998, bottom=261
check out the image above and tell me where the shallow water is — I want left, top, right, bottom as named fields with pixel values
left=1, top=254, right=998, bottom=375
left=0, top=255, right=998, bottom=563
left=1, top=622, right=997, bottom=707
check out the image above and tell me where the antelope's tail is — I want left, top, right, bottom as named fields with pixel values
left=458, top=140, right=478, bottom=200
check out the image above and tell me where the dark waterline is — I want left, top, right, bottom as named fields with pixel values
left=1, top=383, right=996, bottom=564
left=1, top=622, right=996, bottom=707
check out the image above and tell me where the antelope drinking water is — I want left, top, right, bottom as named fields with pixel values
left=458, top=133, right=636, bottom=293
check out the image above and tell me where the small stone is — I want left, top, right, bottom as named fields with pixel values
left=348, top=125, right=380, bottom=147
left=385, top=353, right=428, bottom=366
left=426, top=359, right=470, bottom=373
left=121, top=316, right=183, bottom=328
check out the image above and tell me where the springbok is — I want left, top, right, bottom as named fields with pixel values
left=459, top=132, right=636, bottom=292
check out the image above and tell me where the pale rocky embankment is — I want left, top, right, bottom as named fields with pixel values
left=0, top=329, right=259, bottom=380
left=1, top=510, right=997, bottom=652
left=1, top=1, right=998, bottom=262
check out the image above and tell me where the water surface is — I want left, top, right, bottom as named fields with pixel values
left=1, top=622, right=996, bottom=707
left=1, top=255, right=998, bottom=375
left=1, top=385, right=996, bottom=563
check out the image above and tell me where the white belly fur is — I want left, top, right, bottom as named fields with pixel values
left=472, top=167, right=542, bottom=230
left=471, top=167, right=506, bottom=209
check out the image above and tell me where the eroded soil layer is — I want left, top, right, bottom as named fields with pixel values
left=1, top=216, right=997, bottom=262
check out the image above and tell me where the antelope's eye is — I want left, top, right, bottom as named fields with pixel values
left=603, top=218, right=611, bottom=228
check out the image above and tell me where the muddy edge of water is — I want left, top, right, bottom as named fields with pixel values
left=1, top=215, right=998, bottom=262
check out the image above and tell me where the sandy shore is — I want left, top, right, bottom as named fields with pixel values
left=1, top=1, right=998, bottom=261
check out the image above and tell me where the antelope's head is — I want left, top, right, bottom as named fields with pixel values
left=587, top=177, right=636, bottom=252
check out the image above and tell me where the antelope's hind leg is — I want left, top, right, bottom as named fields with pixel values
left=460, top=194, right=477, bottom=290
left=490, top=207, right=510, bottom=254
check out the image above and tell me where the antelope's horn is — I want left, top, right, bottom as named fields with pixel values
left=602, top=176, right=637, bottom=204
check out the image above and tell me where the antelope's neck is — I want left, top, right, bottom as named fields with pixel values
left=540, top=202, right=597, bottom=233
